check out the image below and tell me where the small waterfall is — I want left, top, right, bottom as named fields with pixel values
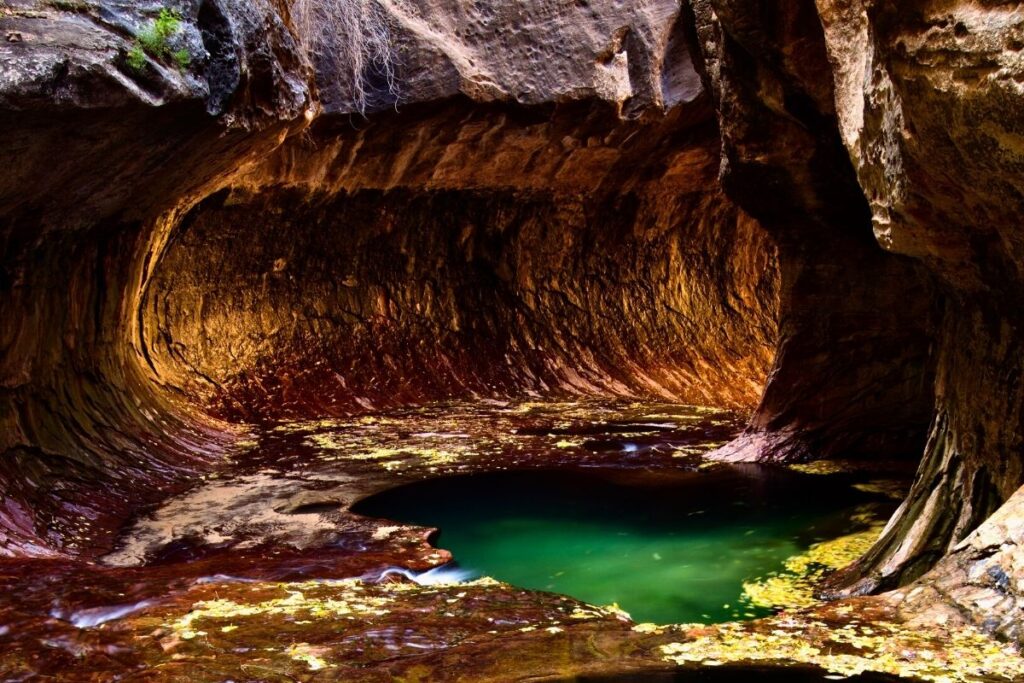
left=56, top=600, right=157, bottom=628
left=373, top=564, right=478, bottom=585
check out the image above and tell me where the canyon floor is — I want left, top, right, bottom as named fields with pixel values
left=4, top=0, right=1024, bottom=680
left=2, top=401, right=1021, bottom=682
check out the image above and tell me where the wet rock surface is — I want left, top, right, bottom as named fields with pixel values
left=0, top=0, right=781, bottom=560
left=100, top=401, right=742, bottom=569
left=2, top=401, right=1018, bottom=682
left=6, top=562, right=1022, bottom=681
left=3, top=0, right=1024, bottom=680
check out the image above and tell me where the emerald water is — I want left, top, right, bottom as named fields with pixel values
left=354, top=465, right=891, bottom=624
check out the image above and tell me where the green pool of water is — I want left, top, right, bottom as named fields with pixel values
left=354, top=465, right=892, bottom=624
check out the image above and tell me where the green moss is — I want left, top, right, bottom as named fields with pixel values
left=127, top=7, right=191, bottom=72
left=138, top=8, right=179, bottom=53
left=126, top=44, right=146, bottom=71
left=172, top=47, right=191, bottom=69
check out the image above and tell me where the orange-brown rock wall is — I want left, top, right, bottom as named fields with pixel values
left=144, top=106, right=778, bottom=420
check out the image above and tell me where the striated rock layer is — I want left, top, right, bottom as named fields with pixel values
left=0, top=0, right=313, bottom=556
left=0, top=0, right=778, bottom=556
left=2, top=0, right=1024, bottom=654
left=146, top=107, right=777, bottom=421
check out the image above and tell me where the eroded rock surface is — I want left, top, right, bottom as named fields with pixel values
left=3, top=0, right=1024, bottom=679
left=896, top=484, right=1024, bottom=646
left=689, top=0, right=938, bottom=465
left=1, top=0, right=313, bottom=558
left=813, top=0, right=1024, bottom=598
left=146, top=115, right=777, bottom=420
left=0, top=0, right=778, bottom=557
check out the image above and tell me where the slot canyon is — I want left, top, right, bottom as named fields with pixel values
left=1, top=0, right=1023, bottom=680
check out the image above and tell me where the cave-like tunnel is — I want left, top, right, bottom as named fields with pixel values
left=2, top=0, right=1024, bottom=680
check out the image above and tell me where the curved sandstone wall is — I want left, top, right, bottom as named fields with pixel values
left=689, top=0, right=1024, bottom=639
left=143, top=108, right=777, bottom=420
left=4, top=0, right=1022, bottom=643
left=0, top=0, right=779, bottom=556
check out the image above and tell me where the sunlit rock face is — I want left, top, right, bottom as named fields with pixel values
left=0, top=0, right=313, bottom=557
left=0, top=0, right=779, bottom=557
left=144, top=108, right=777, bottom=420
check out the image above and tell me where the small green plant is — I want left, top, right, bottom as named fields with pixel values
left=127, top=7, right=190, bottom=72
left=172, top=47, right=190, bottom=69
left=126, top=43, right=147, bottom=71
left=138, top=8, right=180, bottom=54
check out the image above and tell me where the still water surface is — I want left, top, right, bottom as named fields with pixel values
left=355, top=465, right=891, bottom=623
